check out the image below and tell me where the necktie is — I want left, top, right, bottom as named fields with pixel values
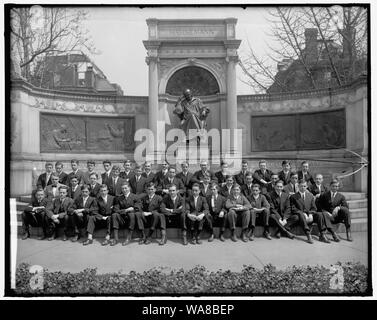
left=103, top=197, right=107, bottom=204
left=332, top=193, right=335, bottom=201
left=302, top=193, right=305, bottom=200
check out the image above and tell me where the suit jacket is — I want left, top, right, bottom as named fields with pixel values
left=88, top=183, right=101, bottom=198
left=234, top=171, right=250, bottom=187
left=120, top=170, right=135, bottom=182
left=101, top=170, right=113, bottom=186
left=96, top=195, right=115, bottom=217
left=309, top=183, right=328, bottom=197
left=160, top=194, right=185, bottom=216
left=82, top=171, right=99, bottom=185
left=44, top=183, right=65, bottom=201
left=24, top=197, right=52, bottom=214
left=298, top=170, right=315, bottom=186
left=278, top=170, right=291, bottom=185
left=140, top=194, right=162, bottom=214
left=142, top=171, right=155, bottom=184
left=206, top=194, right=227, bottom=216
left=176, top=171, right=194, bottom=189
left=106, top=176, right=126, bottom=197
left=225, top=194, right=251, bottom=210
left=67, top=185, right=82, bottom=201
left=37, top=172, right=53, bottom=189
left=241, top=184, right=254, bottom=199
left=200, top=184, right=212, bottom=198
left=185, top=195, right=209, bottom=216
left=159, top=177, right=185, bottom=195
left=252, top=169, right=273, bottom=186
left=67, top=170, right=85, bottom=186
left=220, top=185, right=234, bottom=198
left=47, top=197, right=74, bottom=219
left=214, top=171, right=227, bottom=186
left=191, top=170, right=217, bottom=185
left=284, top=183, right=299, bottom=195
left=318, top=191, right=348, bottom=213
left=248, top=194, right=270, bottom=211
left=153, top=170, right=169, bottom=186
left=73, top=196, right=98, bottom=216
left=290, top=191, right=317, bottom=216
left=267, top=190, right=291, bottom=219
left=129, top=175, right=148, bottom=195
left=57, top=172, right=69, bottom=186
left=113, top=193, right=141, bottom=214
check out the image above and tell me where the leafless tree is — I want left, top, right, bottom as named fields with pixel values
left=10, top=6, right=96, bottom=85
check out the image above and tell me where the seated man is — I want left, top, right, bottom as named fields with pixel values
left=234, top=159, right=250, bottom=188
left=106, top=165, right=125, bottom=197
left=185, top=183, right=209, bottom=245
left=298, top=161, right=315, bottom=186
left=191, top=161, right=217, bottom=185
left=220, top=175, right=235, bottom=198
left=37, top=162, right=54, bottom=189
left=45, top=185, right=74, bottom=241
left=71, top=185, right=98, bottom=243
left=142, top=162, right=155, bottom=184
left=55, top=161, right=68, bottom=186
left=252, top=159, right=273, bottom=194
left=88, top=173, right=101, bottom=198
left=44, top=173, right=65, bottom=201
left=318, top=179, right=352, bottom=242
left=120, top=159, right=135, bottom=182
left=199, top=173, right=212, bottom=198
left=283, top=172, right=299, bottom=196
left=265, top=173, right=279, bottom=194
left=266, top=180, right=296, bottom=239
left=158, top=166, right=185, bottom=197
left=205, top=182, right=227, bottom=242
left=153, top=161, right=169, bottom=187
left=176, top=162, right=194, bottom=197
left=67, top=175, right=82, bottom=201
left=225, top=183, right=251, bottom=242
left=160, top=184, right=186, bottom=245
left=111, top=182, right=141, bottom=246
left=290, top=180, right=329, bottom=244
left=247, top=184, right=271, bottom=240
left=278, top=160, right=292, bottom=186
left=309, top=173, right=328, bottom=208
left=130, top=165, right=148, bottom=198
left=215, top=161, right=229, bottom=188
left=22, top=188, right=52, bottom=240
left=136, top=182, right=164, bottom=245
left=82, top=160, right=98, bottom=185
left=67, top=159, right=85, bottom=187
left=88, top=184, right=114, bottom=246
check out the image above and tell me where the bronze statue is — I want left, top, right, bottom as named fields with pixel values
left=173, top=89, right=210, bottom=142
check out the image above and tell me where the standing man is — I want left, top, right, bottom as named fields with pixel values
left=252, top=160, right=273, bottom=194
left=160, top=184, right=186, bottom=245
left=111, top=182, right=141, bottom=246
left=290, top=180, right=330, bottom=244
left=106, top=165, right=125, bottom=197
left=176, top=162, right=194, bottom=196
left=205, top=183, right=227, bottom=242
left=278, top=160, right=292, bottom=186
left=200, top=173, right=212, bottom=198
left=67, top=159, right=85, bottom=186
left=220, top=175, right=235, bottom=198
left=129, top=165, right=148, bottom=198
left=86, top=184, right=114, bottom=246
left=192, top=161, right=217, bottom=185
left=22, top=188, right=52, bottom=240
left=298, top=161, right=315, bottom=186
left=55, top=161, right=68, bottom=186
left=101, top=160, right=113, bottom=186
left=142, top=162, right=155, bottom=184
left=185, top=183, right=209, bottom=245
left=265, top=173, right=279, bottom=194
left=309, top=173, right=328, bottom=207
left=318, top=179, right=352, bottom=241
left=225, top=184, right=251, bottom=242
left=45, top=185, right=74, bottom=241
left=158, top=166, right=185, bottom=197
left=88, top=173, right=101, bottom=198
left=120, top=160, right=135, bottom=182
left=44, top=173, right=65, bottom=201
left=67, top=175, right=82, bottom=201
left=37, top=162, right=54, bottom=189
left=83, top=160, right=98, bottom=185
left=283, top=172, right=299, bottom=196
left=136, top=182, right=164, bottom=245
left=234, top=159, right=250, bottom=188
left=215, top=161, right=229, bottom=188
left=153, top=161, right=169, bottom=187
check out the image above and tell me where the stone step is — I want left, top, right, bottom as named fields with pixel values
left=350, top=208, right=367, bottom=219
left=348, top=199, right=368, bottom=209
left=16, top=201, right=29, bottom=212
left=342, top=192, right=367, bottom=200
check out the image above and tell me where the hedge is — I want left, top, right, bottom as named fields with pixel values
left=14, top=262, right=368, bottom=295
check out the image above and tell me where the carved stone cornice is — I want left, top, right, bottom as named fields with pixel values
left=145, top=56, right=160, bottom=65
left=225, top=56, right=239, bottom=63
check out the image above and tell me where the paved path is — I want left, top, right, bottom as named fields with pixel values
left=16, top=232, right=368, bottom=274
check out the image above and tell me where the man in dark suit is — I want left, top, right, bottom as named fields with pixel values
left=44, top=173, right=65, bottom=201
left=136, top=182, right=164, bottom=245
left=246, top=184, right=271, bottom=240
left=120, top=159, right=135, bottom=182
left=22, top=188, right=52, bottom=240
left=129, top=165, right=148, bottom=198
left=265, top=173, right=279, bottom=194
left=283, top=172, right=299, bottom=196
left=297, top=161, right=315, bottom=186
left=71, top=185, right=98, bottom=242
left=153, top=161, right=169, bottom=187
left=185, top=183, right=209, bottom=245
left=86, top=184, right=114, bottom=246
left=318, top=179, right=352, bottom=241
left=215, top=161, right=229, bottom=188
left=142, top=162, right=155, bottom=184
left=67, top=159, right=85, bottom=187
left=160, top=184, right=187, bottom=245
left=37, top=162, right=54, bottom=189
left=82, top=160, right=99, bottom=185
left=106, top=165, right=125, bottom=197
left=205, top=183, right=227, bottom=242
left=176, top=162, right=194, bottom=196
left=220, top=175, right=234, bottom=198
left=55, top=161, right=68, bottom=186
left=199, top=173, right=212, bottom=198
left=266, top=180, right=296, bottom=239
left=67, top=175, right=82, bottom=201
left=234, top=159, right=250, bottom=188
left=252, top=160, right=273, bottom=194
left=241, top=173, right=254, bottom=200
left=290, top=180, right=330, bottom=244
left=111, top=182, right=141, bottom=246
left=45, top=185, right=74, bottom=241
left=309, top=173, right=328, bottom=207
left=88, top=172, right=101, bottom=198
left=225, top=183, right=251, bottom=242
left=278, top=160, right=292, bottom=186
left=101, top=160, right=113, bottom=186
left=191, top=161, right=217, bottom=185
left=158, top=166, right=185, bottom=197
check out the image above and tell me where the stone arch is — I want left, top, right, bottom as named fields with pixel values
left=159, top=60, right=225, bottom=95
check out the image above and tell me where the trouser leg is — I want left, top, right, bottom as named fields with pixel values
left=313, top=212, right=326, bottom=232
left=180, top=212, right=187, bottom=231
left=206, top=214, right=214, bottom=233
left=248, top=209, right=256, bottom=229
left=333, top=207, right=351, bottom=228
left=86, top=215, right=96, bottom=235
left=136, top=211, right=145, bottom=230
left=297, top=212, right=310, bottom=233
left=228, top=209, right=237, bottom=230
left=159, top=213, right=167, bottom=230
left=240, top=209, right=250, bottom=231
left=127, top=211, right=136, bottom=230
left=269, top=213, right=290, bottom=234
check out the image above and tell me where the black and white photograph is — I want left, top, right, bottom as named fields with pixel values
left=2, top=2, right=373, bottom=302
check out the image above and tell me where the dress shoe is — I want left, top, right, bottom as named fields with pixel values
left=144, top=238, right=151, bottom=245
left=190, top=237, right=196, bottom=245
left=346, top=229, right=353, bottom=242
left=196, top=237, right=202, bottom=245
left=83, top=239, right=93, bottom=246
left=122, top=238, right=130, bottom=246
left=231, top=234, right=237, bottom=242
left=275, top=231, right=281, bottom=239
left=139, top=237, right=146, bottom=245
left=263, top=231, right=272, bottom=240
left=286, top=231, right=295, bottom=240
left=48, top=235, right=55, bottom=241
left=63, top=234, right=68, bottom=241
left=219, top=234, right=225, bottom=242
left=182, top=235, right=188, bottom=246
left=21, top=232, right=30, bottom=240
left=248, top=231, right=254, bottom=241
left=331, top=232, right=340, bottom=242
left=159, top=235, right=167, bottom=246
left=208, top=234, right=214, bottom=242
left=319, top=234, right=331, bottom=244
left=71, top=235, right=79, bottom=242
left=241, top=232, right=248, bottom=242
left=110, top=239, right=119, bottom=246
left=37, top=235, right=46, bottom=240
left=306, top=233, right=314, bottom=244
left=101, top=239, right=110, bottom=246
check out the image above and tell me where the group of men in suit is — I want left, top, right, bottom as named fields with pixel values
left=22, top=158, right=353, bottom=246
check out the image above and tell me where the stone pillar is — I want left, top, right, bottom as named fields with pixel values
left=226, top=55, right=239, bottom=154
left=146, top=55, right=159, bottom=150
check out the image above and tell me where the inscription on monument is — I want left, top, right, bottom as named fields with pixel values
left=158, top=25, right=225, bottom=39
left=251, top=110, right=346, bottom=151
left=40, top=113, right=135, bottom=153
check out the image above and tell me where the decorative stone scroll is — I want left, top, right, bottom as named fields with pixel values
left=251, top=109, right=346, bottom=151
left=40, top=113, right=135, bottom=153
